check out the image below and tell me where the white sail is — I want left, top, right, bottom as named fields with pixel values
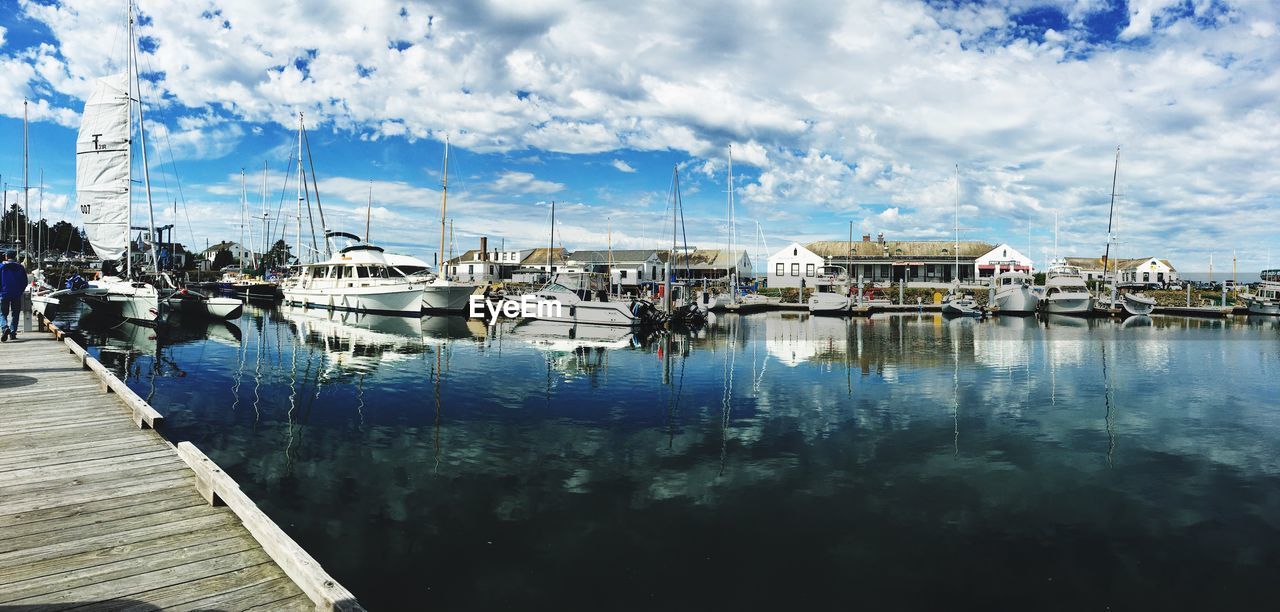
left=76, top=73, right=130, bottom=261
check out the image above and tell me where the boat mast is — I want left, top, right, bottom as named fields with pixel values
left=130, top=0, right=160, bottom=276
left=438, top=138, right=450, bottom=278
left=295, top=113, right=304, bottom=265
left=548, top=199, right=555, bottom=282
left=365, top=179, right=373, bottom=243
left=953, top=164, right=960, bottom=284
left=22, top=99, right=29, bottom=263
left=260, top=161, right=268, bottom=266
left=125, top=0, right=134, bottom=278
left=1102, top=146, right=1120, bottom=284
left=239, top=169, right=247, bottom=269
left=727, top=145, right=737, bottom=303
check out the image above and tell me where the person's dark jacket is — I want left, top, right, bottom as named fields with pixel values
left=0, top=261, right=28, bottom=300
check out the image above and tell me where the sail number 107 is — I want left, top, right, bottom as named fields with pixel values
left=80, top=204, right=91, bottom=214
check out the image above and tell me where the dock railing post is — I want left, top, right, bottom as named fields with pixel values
left=22, top=292, right=32, bottom=333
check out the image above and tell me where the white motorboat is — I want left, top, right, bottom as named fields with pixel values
left=991, top=270, right=1040, bottom=315
left=1097, top=287, right=1157, bottom=316
left=1043, top=262, right=1093, bottom=315
left=941, top=291, right=983, bottom=317
left=281, top=239, right=425, bottom=315
left=808, top=265, right=852, bottom=315
left=1242, top=270, right=1280, bottom=315
left=513, top=273, right=656, bottom=327
left=726, top=292, right=779, bottom=313
left=422, top=277, right=479, bottom=312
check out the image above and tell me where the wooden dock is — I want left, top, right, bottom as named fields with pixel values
left=0, top=317, right=361, bottom=611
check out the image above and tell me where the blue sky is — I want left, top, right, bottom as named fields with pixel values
left=1, top=0, right=1277, bottom=271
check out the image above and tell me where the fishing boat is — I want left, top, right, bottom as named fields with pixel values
left=1242, top=270, right=1280, bottom=315
left=1043, top=261, right=1094, bottom=315
left=280, top=232, right=425, bottom=315
left=422, top=138, right=482, bottom=312
left=808, top=265, right=852, bottom=315
left=991, top=270, right=1040, bottom=314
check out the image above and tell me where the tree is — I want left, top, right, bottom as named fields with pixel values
left=211, top=248, right=234, bottom=270
left=265, top=239, right=294, bottom=267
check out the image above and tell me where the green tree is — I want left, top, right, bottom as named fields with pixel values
left=265, top=239, right=294, bottom=267
left=211, top=248, right=235, bottom=270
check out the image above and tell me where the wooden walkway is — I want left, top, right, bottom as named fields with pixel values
left=0, top=318, right=361, bottom=611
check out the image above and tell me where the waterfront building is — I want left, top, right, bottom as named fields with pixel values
left=974, top=243, right=1035, bottom=278
left=665, top=248, right=753, bottom=283
left=568, top=250, right=664, bottom=293
left=766, top=242, right=824, bottom=289
left=1063, top=256, right=1179, bottom=286
left=794, top=233, right=993, bottom=285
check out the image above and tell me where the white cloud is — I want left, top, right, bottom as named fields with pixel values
left=610, top=159, right=636, bottom=173
left=492, top=171, right=565, bottom=194
left=2, top=0, right=1277, bottom=264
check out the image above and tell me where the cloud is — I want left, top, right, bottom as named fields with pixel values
left=492, top=171, right=565, bottom=194
left=610, top=159, right=636, bottom=173
left=1, top=0, right=1276, bottom=266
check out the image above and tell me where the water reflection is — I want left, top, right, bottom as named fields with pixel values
left=57, top=308, right=1280, bottom=611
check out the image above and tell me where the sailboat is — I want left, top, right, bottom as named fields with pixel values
left=1094, top=147, right=1156, bottom=317
left=421, top=139, right=481, bottom=312
left=67, top=4, right=163, bottom=323
left=941, top=166, right=982, bottom=317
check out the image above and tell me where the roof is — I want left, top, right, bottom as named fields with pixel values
left=807, top=240, right=994, bottom=259
left=1063, top=256, right=1158, bottom=271
left=444, top=249, right=483, bottom=265
left=520, top=247, right=568, bottom=266
left=201, top=241, right=240, bottom=255
left=667, top=249, right=748, bottom=269
left=568, top=249, right=659, bottom=264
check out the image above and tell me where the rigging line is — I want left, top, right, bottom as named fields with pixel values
left=300, top=123, right=329, bottom=255
left=272, top=149, right=296, bottom=257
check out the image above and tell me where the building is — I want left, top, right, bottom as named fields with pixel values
left=511, top=247, right=569, bottom=283
left=1062, top=256, right=1179, bottom=286
left=806, top=234, right=994, bottom=285
left=201, top=241, right=256, bottom=269
left=567, top=250, right=664, bottom=293
left=766, top=242, right=824, bottom=289
left=666, top=248, right=753, bottom=282
left=444, top=238, right=535, bottom=282
left=974, top=243, right=1034, bottom=278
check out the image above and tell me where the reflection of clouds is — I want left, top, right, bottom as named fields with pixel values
left=764, top=313, right=849, bottom=367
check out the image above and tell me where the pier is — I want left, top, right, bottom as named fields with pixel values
left=0, top=318, right=361, bottom=611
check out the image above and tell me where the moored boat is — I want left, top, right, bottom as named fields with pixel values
left=1242, top=270, right=1280, bottom=315
left=991, top=270, right=1039, bottom=315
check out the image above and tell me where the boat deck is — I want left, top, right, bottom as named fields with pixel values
left=0, top=316, right=360, bottom=610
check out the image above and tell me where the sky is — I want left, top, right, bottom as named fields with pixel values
left=0, top=0, right=1277, bottom=272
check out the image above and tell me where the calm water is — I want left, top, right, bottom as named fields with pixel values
left=56, top=307, right=1280, bottom=611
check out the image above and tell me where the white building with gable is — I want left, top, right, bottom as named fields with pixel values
left=767, top=242, right=824, bottom=289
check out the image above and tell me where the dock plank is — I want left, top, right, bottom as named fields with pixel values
left=0, top=327, right=360, bottom=610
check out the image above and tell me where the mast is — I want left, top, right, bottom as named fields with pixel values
left=953, top=164, right=960, bottom=283
left=240, top=169, right=247, bottom=268
left=1102, top=146, right=1120, bottom=283
left=438, top=138, right=450, bottom=277
left=301, top=122, right=330, bottom=256
left=37, top=169, right=43, bottom=262
left=125, top=0, right=134, bottom=277
left=130, top=0, right=160, bottom=276
left=727, top=145, right=737, bottom=303
left=23, top=99, right=29, bottom=263
left=365, top=179, right=373, bottom=243
left=548, top=200, right=555, bottom=282
left=295, top=113, right=304, bottom=265
left=261, top=161, right=268, bottom=265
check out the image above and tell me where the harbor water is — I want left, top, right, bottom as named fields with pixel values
left=55, top=307, right=1280, bottom=610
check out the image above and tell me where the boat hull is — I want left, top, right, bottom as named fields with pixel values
left=808, top=293, right=850, bottom=315
left=522, top=300, right=641, bottom=327
left=1122, top=294, right=1156, bottom=316
left=422, top=283, right=479, bottom=312
left=993, top=287, right=1040, bottom=314
left=1045, top=295, right=1093, bottom=316
left=81, top=279, right=163, bottom=324
left=282, top=285, right=424, bottom=316
left=1246, top=299, right=1280, bottom=315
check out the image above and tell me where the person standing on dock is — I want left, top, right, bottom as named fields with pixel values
left=0, top=250, right=28, bottom=342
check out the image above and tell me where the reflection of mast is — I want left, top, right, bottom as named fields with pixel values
left=719, top=316, right=738, bottom=476
left=433, top=343, right=444, bottom=471
left=952, top=325, right=960, bottom=457
left=1101, top=342, right=1116, bottom=467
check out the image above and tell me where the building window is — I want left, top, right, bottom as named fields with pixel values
left=806, top=263, right=815, bottom=276
left=467, top=265, right=474, bottom=274
left=776, top=263, right=784, bottom=276
left=793, top=248, right=797, bottom=256
left=620, top=270, right=628, bottom=279
left=791, top=263, right=800, bottom=276
left=1143, top=272, right=1150, bottom=283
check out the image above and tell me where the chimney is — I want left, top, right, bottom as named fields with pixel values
left=479, top=237, right=488, bottom=260
left=862, top=234, right=871, bottom=242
